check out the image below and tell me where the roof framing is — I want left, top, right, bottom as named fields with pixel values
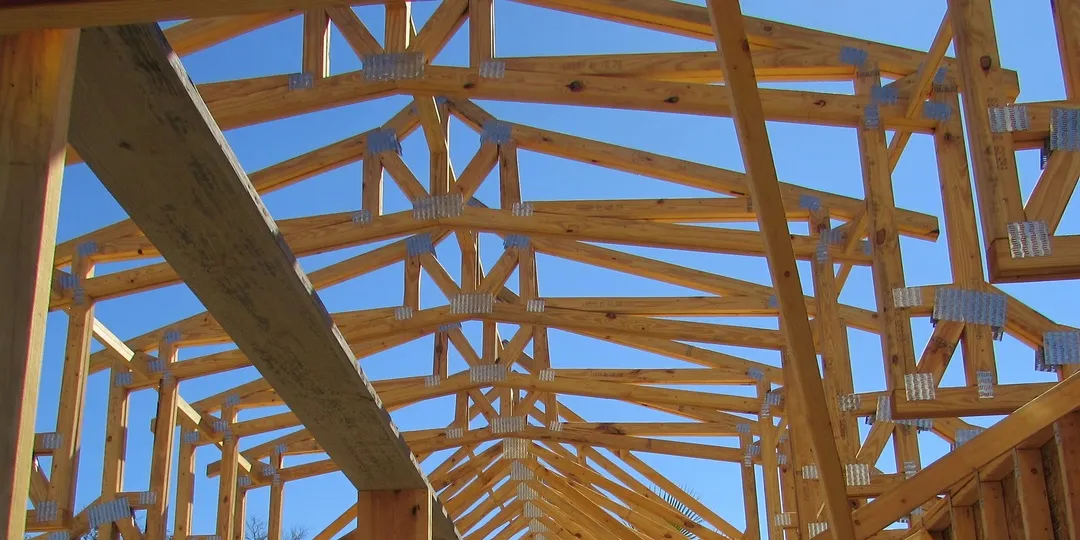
left=4, top=1, right=1080, bottom=539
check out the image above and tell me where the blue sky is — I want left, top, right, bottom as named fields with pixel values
left=35, top=0, right=1080, bottom=538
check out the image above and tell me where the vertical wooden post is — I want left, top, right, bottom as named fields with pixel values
left=854, top=68, right=922, bottom=489
left=459, top=233, right=480, bottom=292
left=777, top=433, right=801, bottom=539
left=404, top=254, right=421, bottom=311
left=302, top=9, right=331, bottom=78
left=356, top=488, right=432, bottom=540
left=173, top=437, right=196, bottom=540
left=362, top=157, right=383, bottom=216
left=433, top=330, right=449, bottom=381
left=232, top=487, right=248, bottom=540
left=977, top=481, right=1008, bottom=538
left=944, top=0, right=1025, bottom=262
left=705, top=1, right=852, bottom=534
left=385, top=2, right=411, bottom=52
left=146, top=340, right=179, bottom=540
left=1055, top=411, right=1080, bottom=538
left=1012, top=448, right=1054, bottom=539
left=950, top=504, right=978, bottom=540
left=468, top=0, right=494, bottom=66
left=49, top=251, right=95, bottom=525
left=98, top=369, right=130, bottom=540
left=217, top=403, right=240, bottom=540
left=808, top=208, right=859, bottom=464
left=933, top=94, right=996, bottom=383
left=758, top=380, right=782, bottom=540
left=0, top=28, right=79, bottom=540
left=453, top=392, right=469, bottom=431
left=268, top=453, right=285, bottom=540
left=741, top=432, right=761, bottom=540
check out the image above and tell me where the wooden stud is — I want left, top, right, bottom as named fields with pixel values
left=98, top=375, right=129, bottom=540
left=741, top=432, right=761, bottom=539
left=1055, top=411, right=1080, bottom=538
left=1013, top=448, right=1054, bottom=539
left=950, top=504, right=978, bottom=540
left=854, top=67, right=922, bottom=483
left=174, top=438, right=196, bottom=539
left=232, top=487, right=248, bottom=540
left=809, top=209, right=859, bottom=463
left=217, top=404, right=239, bottom=540
left=48, top=252, right=95, bottom=524
left=405, top=255, right=421, bottom=311
left=469, top=0, right=495, bottom=66
left=146, top=340, right=179, bottom=540
left=933, top=94, right=996, bottom=383
left=0, top=28, right=79, bottom=540
left=362, top=157, right=384, bottom=216
left=945, top=0, right=1025, bottom=267
left=385, top=2, right=412, bottom=53
left=267, top=453, right=285, bottom=540
left=303, top=9, right=331, bottom=79
left=977, top=481, right=1008, bottom=538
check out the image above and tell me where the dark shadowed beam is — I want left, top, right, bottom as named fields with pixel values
left=66, top=24, right=455, bottom=540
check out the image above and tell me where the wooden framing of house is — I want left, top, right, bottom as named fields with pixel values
left=3, top=1, right=1080, bottom=539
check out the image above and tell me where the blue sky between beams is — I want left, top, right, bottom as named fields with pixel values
left=33, top=0, right=1080, bottom=537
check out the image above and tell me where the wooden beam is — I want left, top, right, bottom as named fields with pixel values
left=1055, top=411, right=1080, bottom=538
left=97, top=373, right=129, bottom=540
left=844, top=370, right=1080, bottom=538
left=855, top=67, right=922, bottom=488
left=66, top=24, right=458, bottom=540
left=933, top=94, right=996, bottom=382
left=0, top=28, right=79, bottom=539
left=47, top=254, right=94, bottom=525
left=173, top=439, right=196, bottom=540
left=945, top=0, right=1025, bottom=268
left=146, top=340, right=178, bottom=539
left=385, top=2, right=412, bottom=52
left=1013, top=448, right=1054, bottom=539
left=705, top=1, right=854, bottom=537
left=468, top=0, right=494, bottom=66
left=327, top=7, right=382, bottom=58
left=165, top=13, right=296, bottom=57
left=302, top=9, right=331, bottom=79
left=0, top=1, right=390, bottom=33
left=216, top=405, right=239, bottom=540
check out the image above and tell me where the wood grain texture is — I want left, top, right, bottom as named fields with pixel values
left=66, top=24, right=457, bottom=540
left=0, top=28, right=79, bottom=539
left=705, top=0, right=855, bottom=536
left=0, top=0, right=384, bottom=33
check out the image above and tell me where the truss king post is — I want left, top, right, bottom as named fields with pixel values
left=705, top=0, right=855, bottom=536
left=855, top=67, right=923, bottom=499
left=946, top=0, right=1026, bottom=278
left=808, top=208, right=860, bottom=464
left=0, top=28, right=80, bottom=540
